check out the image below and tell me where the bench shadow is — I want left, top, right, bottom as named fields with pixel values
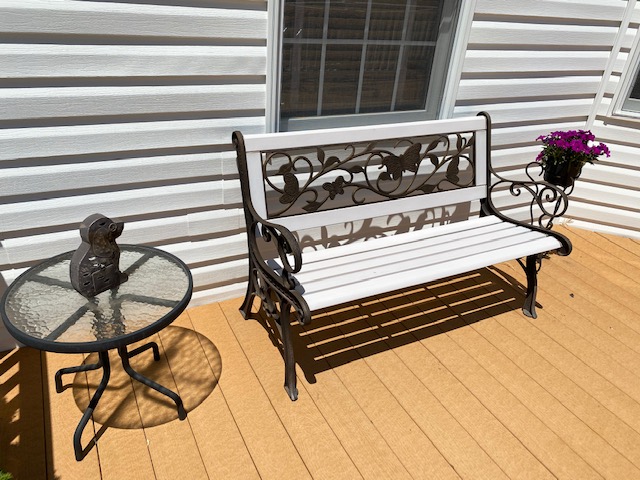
left=254, top=265, right=533, bottom=385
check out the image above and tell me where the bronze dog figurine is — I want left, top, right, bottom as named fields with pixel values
left=70, top=213, right=128, bottom=297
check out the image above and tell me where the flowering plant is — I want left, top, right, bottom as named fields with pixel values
left=535, top=129, right=610, bottom=169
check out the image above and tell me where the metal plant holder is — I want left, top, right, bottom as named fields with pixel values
left=70, top=213, right=128, bottom=298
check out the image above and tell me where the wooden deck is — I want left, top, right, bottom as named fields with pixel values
left=2, top=226, right=640, bottom=479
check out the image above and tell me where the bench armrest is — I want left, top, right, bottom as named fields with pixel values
left=483, top=162, right=572, bottom=256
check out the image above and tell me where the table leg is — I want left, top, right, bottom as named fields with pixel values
left=118, top=345, right=187, bottom=420
left=73, top=350, right=111, bottom=461
left=55, top=356, right=104, bottom=393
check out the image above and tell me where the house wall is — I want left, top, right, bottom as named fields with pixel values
left=1, top=0, right=639, bottom=351
left=454, top=0, right=639, bottom=236
left=0, top=0, right=267, bottom=350
left=578, top=2, right=640, bottom=238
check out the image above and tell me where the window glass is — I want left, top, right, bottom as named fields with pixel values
left=278, top=0, right=461, bottom=131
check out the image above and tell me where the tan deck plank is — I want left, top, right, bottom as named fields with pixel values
left=445, top=271, right=640, bottom=475
left=216, top=299, right=362, bottom=480
left=588, top=230, right=640, bottom=260
left=494, top=261, right=640, bottom=364
left=502, top=258, right=640, bottom=405
left=158, top=310, right=261, bottom=480
left=123, top=330, right=209, bottom=480
left=43, top=351, right=102, bottom=479
left=356, top=289, right=555, bottom=480
left=399, top=279, right=603, bottom=480
left=304, top=302, right=467, bottom=480
left=0, top=348, right=47, bottom=480
left=495, top=260, right=640, bottom=432
left=188, top=302, right=312, bottom=480
left=565, top=227, right=640, bottom=271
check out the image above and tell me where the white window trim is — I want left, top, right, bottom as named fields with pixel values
left=266, top=0, right=476, bottom=133
left=608, top=0, right=640, bottom=121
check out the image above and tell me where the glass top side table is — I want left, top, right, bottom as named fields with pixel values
left=0, top=245, right=193, bottom=461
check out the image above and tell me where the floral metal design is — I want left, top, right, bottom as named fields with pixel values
left=486, top=161, right=570, bottom=230
left=263, top=133, right=476, bottom=218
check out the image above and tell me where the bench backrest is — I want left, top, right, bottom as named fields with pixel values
left=236, top=113, right=490, bottom=232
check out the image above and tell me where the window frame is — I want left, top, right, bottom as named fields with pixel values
left=612, top=23, right=640, bottom=119
left=266, top=0, right=476, bottom=132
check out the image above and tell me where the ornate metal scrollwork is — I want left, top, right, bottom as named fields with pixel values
left=487, top=161, right=570, bottom=230
left=263, top=132, right=476, bottom=218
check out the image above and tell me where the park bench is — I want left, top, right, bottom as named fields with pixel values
left=233, top=112, right=572, bottom=400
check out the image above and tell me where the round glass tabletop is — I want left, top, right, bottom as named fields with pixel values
left=1, top=245, right=192, bottom=353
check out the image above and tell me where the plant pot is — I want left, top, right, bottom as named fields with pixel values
left=543, top=161, right=583, bottom=188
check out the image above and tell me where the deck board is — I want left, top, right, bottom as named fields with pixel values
left=3, top=226, right=640, bottom=479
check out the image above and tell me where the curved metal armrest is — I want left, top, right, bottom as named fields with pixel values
left=247, top=214, right=303, bottom=291
left=484, top=164, right=572, bottom=256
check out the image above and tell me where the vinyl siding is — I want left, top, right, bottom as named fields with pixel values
left=454, top=0, right=638, bottom=234
left=0, top=0, right=267, bottom=350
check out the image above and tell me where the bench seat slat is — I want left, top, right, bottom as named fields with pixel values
left=269, top=216, right=560, bottom=311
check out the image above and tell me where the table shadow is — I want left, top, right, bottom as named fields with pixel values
left=71, top=325, right=221, bottom=429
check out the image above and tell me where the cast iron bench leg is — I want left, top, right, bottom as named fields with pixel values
left=523, top=254, right=539, bottom=319
left=279, top=301, right=298, bottom=401
left=73, top=350, right=110, bottom=461
left=118, top=345, right=187, bottom=420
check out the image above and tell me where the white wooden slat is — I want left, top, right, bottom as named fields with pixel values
left=462, top=51, right=610, bottom=73
left=455, top=99, right=593, bottom=125
left=0, top=45, right=266, bottom=78
left=457, top=77, right=602, bottom=101
left=272, top=186, right=487, bottom=233
left=597, top=143, right=640, bottom=169
left=186, top=209, right=244, bottom=237
left=0, top=153, right=228, bottom=196
left=295, top=216, right=507, bottom=268
left=297, top=227, right=560, bottom=311
left=0, top=85, right=265, bottom=120
left=242, top=116, right=487, bottom=152
left=0, top=182, right=223, bottom=233
left=0, top=2, right=266, bottom=40
left=474, top=0, right=626, bottom=22
left=475, top=129, right=488, bottom=186
left=0, top=117, right=265, bottom=161
left=468, top=21, right=618, bottom=47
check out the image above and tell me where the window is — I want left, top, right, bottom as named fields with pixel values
left=621, top=63, right=640, bottom=114
left=273, top=0, right=463, bottom=131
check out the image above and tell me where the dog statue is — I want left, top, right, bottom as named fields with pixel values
left=70, top=213, right=128, bottom=297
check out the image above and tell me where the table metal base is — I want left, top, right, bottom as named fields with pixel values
left=55, top=341, right=186, bottom=461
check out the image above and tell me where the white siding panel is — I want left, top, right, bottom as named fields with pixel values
left=469, top=22, right=618, bottom=47
left=0, top=2, right=267, bottom=40
left=0, top=182, right=224, bottom=233
left=462, top=51, right=609, bottom=73
left=457, top=77, right=602, bottom=101
left=1, top=45, right=266, bottom=78
left=1, top=210, right=245, bottom=266
left=455, top=99, right=592, bottom=124
left=567, top=201, right=640, bottom=231
left=0, top=153, right=227, bottom=196
left=475, top=0, right=626, bottom=22
left=0, top=117, right=265, bottom=160
left=0, top=85, right=265, bottom=120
